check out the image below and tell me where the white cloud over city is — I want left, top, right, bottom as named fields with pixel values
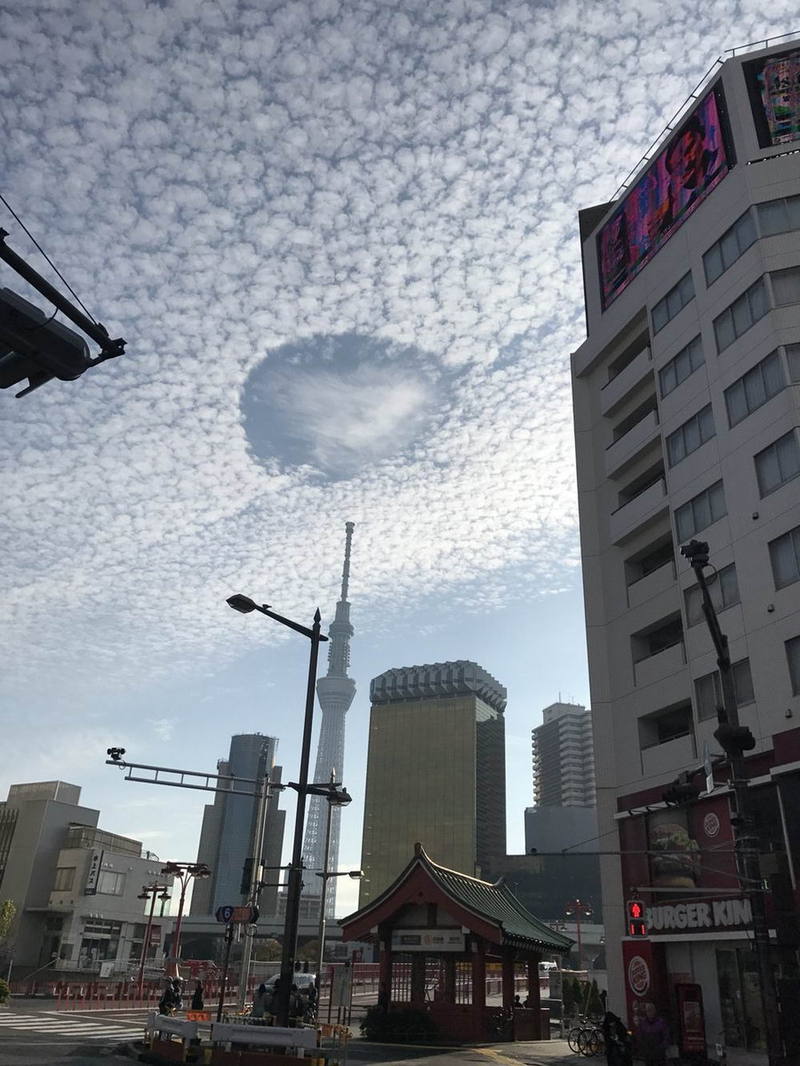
left=0, top=1, right=796, bottom=844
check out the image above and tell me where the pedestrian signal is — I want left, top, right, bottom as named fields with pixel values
left=627, top=899, right=647, bottom=937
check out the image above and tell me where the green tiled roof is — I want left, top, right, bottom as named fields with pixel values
left=420, top=847, right=573, bottom=953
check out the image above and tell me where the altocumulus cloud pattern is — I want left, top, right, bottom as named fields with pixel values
left=0, top=0, right=796, bottom=717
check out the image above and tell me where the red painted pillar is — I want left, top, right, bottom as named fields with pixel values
left=410, top=954, right=426, bottom=1006
left=502, top=947, right=515, bottom=1012
left=442, top=957, right=456, bottom=1004
left=527, top=955, right=541, bottom=1038
left=378, top=934, right=393, bottom=1010
left=472, top=939, right=486, bottom=1009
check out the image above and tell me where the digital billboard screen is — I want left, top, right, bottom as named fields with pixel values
left=597, top=86, right=732, bottom=310
left=744, top=47, right=800, bottom=148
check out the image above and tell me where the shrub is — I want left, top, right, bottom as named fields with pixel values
left=360, top=1005, right=439, bottom=1042
left=0, top=979, right=9, bottom=1004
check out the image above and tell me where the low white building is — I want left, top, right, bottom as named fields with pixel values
left=0, top=781, right=172, bottom=979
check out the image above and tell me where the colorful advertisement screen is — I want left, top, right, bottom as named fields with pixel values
left=745, top=47, right=800, bottom=148
left=597, top=86, right=732, bottom=310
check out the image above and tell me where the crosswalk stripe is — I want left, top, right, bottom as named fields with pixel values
left=0, top=1016, right=141, bottom=1039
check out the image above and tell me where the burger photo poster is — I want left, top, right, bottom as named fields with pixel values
left=648, top=808, right=701, bottom=888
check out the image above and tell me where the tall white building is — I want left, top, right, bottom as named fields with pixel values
left=572, top=38, right=800, bottom=1060
left=531, top=701, right=596, bottom=807
left=302, top=522, right=356, bottom=918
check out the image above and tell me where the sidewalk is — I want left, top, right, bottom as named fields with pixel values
left=478, top=1038, right=586, bottom=1064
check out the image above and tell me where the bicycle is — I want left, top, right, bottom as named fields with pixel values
left=488, top=1008, right=514, bottom=1041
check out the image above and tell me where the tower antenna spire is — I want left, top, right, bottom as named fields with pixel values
left=340, top=521, right=354, bottom=602
left=302, top=521, right=357, bottom=919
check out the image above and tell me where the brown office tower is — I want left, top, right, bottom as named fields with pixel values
left=359, top=660, right=506, bottom=906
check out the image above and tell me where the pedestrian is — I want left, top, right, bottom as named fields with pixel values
left=635, top=1002, right=670, bottom=1066
left=289, top=983, right=303, bottom=1019
left=252, top=982, right=269, bottom=1019
left=602, top=1010, right=633, bottom=1066
left=171, top=977, right=183, bottom=1012
left=191, top=981, right=204, bottom=1011
left=513, top=994, right=522, bottom=1009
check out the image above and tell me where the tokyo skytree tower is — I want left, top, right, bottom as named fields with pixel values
left=302, top=521, right=356, bottom=917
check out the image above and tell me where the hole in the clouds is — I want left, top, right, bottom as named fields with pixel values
left=242, top=333, right=450, bottom=480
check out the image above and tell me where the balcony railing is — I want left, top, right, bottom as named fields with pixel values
left=627, top=557, right=677, bottom=609
left=609, top=477, right=668, bottom=545
left=606, top=409, right=660, bottom=478
left=634, top=639, right=686, bottom=688
left=600, top=347, right=653, bottom=417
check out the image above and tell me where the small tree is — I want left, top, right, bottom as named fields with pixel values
left=587, top=978, right=603, bottom=1018
left=0, top=901, right=16, bottom=947
left=253, top=939, right=282, bottom=962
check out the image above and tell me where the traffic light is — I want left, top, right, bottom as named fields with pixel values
left=627, top=899, right=648, bottom=937
left=0, top=287, right=93, bottom=397
left=715, top=722, right=756, bottom=754
left=663, top=771, right=702, bottom=806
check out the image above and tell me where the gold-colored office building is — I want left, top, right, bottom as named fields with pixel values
left=358, top=660, right=507, bottom=906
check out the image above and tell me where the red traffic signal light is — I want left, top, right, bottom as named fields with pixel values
left=627, top=899, right=647, bottom=937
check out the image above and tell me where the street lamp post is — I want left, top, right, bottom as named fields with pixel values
left=227, top=593, right=328, bottom=1027
left=137, top=882, right=171, bottom=997
left=681, top=539, right=783, bottom=1064
left=160, top=862, right=211, bottom=978
left=312, top=772, right=361, bottom=986
left=564, top=899, right=592, bottom=971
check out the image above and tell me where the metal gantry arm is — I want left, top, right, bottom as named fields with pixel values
left=105, top=752, right=283, bottom=798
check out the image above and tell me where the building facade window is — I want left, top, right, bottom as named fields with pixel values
left=675, top=480, right=727, bottom=541
left=694, top=660, right=754, bottom=721
left=787, top=636, right=800, bottom=696
left=53, top=867, right=75, bottom=892
left=666, top=404, right=715, bottom=467
left=703, top=210, right=757, bottom=285
left=757, top=194, right=800, bottom=236
left=770, top=524, right=800, bottom=589
left=724, top=349, right=785, bottom=427
left=96, top=870, right=125, bottom=896
left=714, top=277, right=768, bottom=353
left=652, top=272, right=695, bottom=333
left=754, top=429, right=800, bottom=497
left=770, top=265, right=800, bottom=307
left=684, top=562, right=739, bottom=626
left=639, top=702, right=693, bottom=749
left=788, top=343, right=800, bottom=382
left=659, top=335, right=705, bottom=398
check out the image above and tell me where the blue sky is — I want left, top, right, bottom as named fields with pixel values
left=1, top=0, right=796, bottom=917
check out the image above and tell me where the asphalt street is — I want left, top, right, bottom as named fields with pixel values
left=0, top=1002, right=586, bottom=1066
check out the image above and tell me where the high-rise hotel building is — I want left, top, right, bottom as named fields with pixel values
left=572, top=39, right=800, bottom=1058
left=359, top=660, right=506, bottom=906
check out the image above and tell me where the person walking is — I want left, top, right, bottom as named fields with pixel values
left=191, top=981, right=204, bottom=1011
left=602, top=1010, right=633, bottom=1066
left=635, top=1002, right=670, bottom=1066
left=251, top=982, right=270, bottom=1020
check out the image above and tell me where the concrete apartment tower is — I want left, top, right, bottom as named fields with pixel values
left=525, top=701, right=598, bottom=859
left=531, top=701, right=596, bottom=807
left=301, top=521, right=356, bottom=918
left=572, top=38, right=800, bottom=1056
left=359, top=660, right=506, bottom=906
left=190, top=734, right=285, bottom=919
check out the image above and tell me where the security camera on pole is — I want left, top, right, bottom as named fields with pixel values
left=680, top=539, right=783, bottom=1064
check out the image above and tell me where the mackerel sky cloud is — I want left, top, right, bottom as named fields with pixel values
left=1, top=0, right=796, bottom=894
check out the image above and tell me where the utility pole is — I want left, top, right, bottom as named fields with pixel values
left=681, top=539, right=783, bottom=1064
left=237, top=753, right=275, bottom=1009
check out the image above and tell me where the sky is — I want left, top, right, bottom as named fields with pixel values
left=1, top=0, right=797, bottom=919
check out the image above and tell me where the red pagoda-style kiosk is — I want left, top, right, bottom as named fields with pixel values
left=340, top=844, right=572, bottom=1043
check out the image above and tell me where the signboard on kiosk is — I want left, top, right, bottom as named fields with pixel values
left=391, top=928, right=465, bottom=952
